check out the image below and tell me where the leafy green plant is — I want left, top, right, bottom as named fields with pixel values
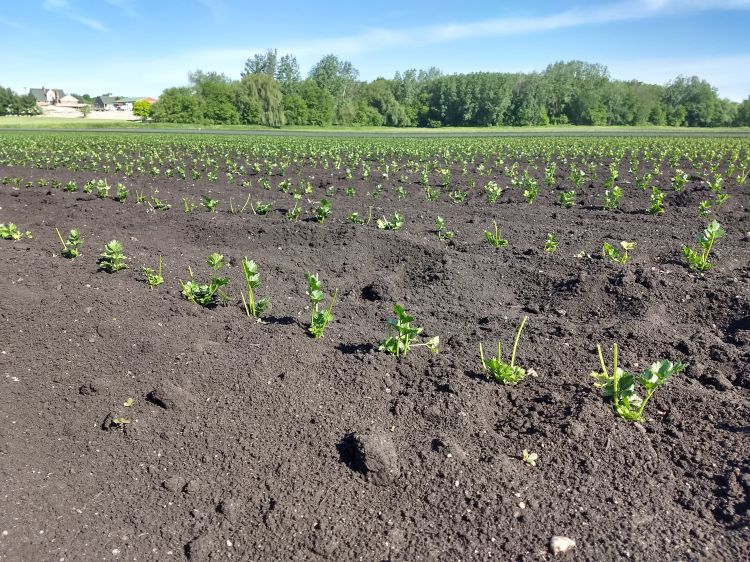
left=0, top=223, right=31, bottom=240
left=113, top=183, right=128, bottom=202
left=591, top=343, right=686, bottom=422
left=142, top=256, right=164, bottom=288
left=202, top=195, right=219, bottom=212
left=251, top=201, right=273, bottom=215
left=377, top=212, right=404, bottom=231
left=671, top=169, right=688, bottom=191
left=435, top=216, right=455, bottom=241
left=682, top=220, right=725, bottom=271
left=603, top=186, right=622, bottom=211
left=645, top=186, right=665, bottom=215
left=424, top=185, right=440, bottom=202
left=182, top=197, right=197, bottom=213
left=485, top=181, right=502, bottom=203
left=602, top=241, right=635, bottom=265
left=522, top=173, right=538, bottom=204
left=544, top=233, right=558, bottom=253
left=479, top=316, right=535, bottom=385
left=95, top=180, right=110, bottom=199
left=306, top=273, right=337, bottom=338
left=63, top=180, right=78, bottom=192
left=98, top=240, right=128, bottom=272
left=240, top=257, right=269, bottom=319
left=149, top=197, right=171, bottom=211
left=314, top=199, right=332, bottom=223
left=56, top=227, right=81, bottom=258
left=559, top=190, right=576, bottom=208
left=698, top=200, right=712, bottom=217
left=286, top=202, right=301, bottom=220
left=180, top=253, right=229, bottom=306
left=380, top=304, right=439, bottom=358
left=448, top=189, right=468, bottom=204
left=484, top=221, right=508, bottom=248
left=522, top=449, right=538, bottom=467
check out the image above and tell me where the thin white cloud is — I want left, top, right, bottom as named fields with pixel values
left=42, top=0, right=109, bottom=31
left=0, top=17, right=32, bottom=32
left=105, top=0, right=137, bottom=17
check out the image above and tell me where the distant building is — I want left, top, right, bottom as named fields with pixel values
left=59, top=94, right=81, bottom=106
left=94, top=95, right=118, bottom=111
left=29, top=87, right=65, bottom=106
left=94, top=96, right=155, bottom=111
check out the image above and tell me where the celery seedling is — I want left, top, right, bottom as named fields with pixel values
left=240, top=257, right=269, bottom=319
left=380, top=304, right=439, bottom=358
left=648, top=187, right=665, bottom=215
left=484, top=221, right=508, bottom=248
left=180, top=253, right=229, bottom=306
left=98, top=240, right=128, bottom=272
left=591, top=343, right=686, bottom=422
left=435, top=216, right=455, bottom=241
left=0, top=223, right=29, bottom=240
left=314, top=199, right=332, bottom=223
left=305, top=273, right=337, bottom=339
left=544, top=233, right=558, bottom=253
left=683, top=220, right=725, bottom=271
left=56, top=227, right=81, bottom=258
left=559, top=190, right=576, bottom=208
left=602, top=241, right=635, bottom=265
left=202, top=195, right=219, bottom=212
left=142, top=256, right=164, bottom=288
left=377, top=212, right=404, bottom=231
left=479, top=316, right=536, bottom=385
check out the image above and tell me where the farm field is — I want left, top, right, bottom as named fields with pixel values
left=1, top=132, right=749, bottom=561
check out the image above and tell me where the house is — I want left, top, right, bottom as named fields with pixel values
left=94, top=95, right=118, bottom=111
left=59, top=94, right=81, bottom=106
left=29, top=87, right=65, bottom=106
left=94, top=96, right=155, bottom=111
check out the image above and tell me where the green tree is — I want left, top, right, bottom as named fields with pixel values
left=235, top=73, right=285, bottom=127
left=242, top=49, right=278, bottom=77
left=80, top=104, right=91, bottom=118
left=735, top=96, right=750, bottom=126
left=276, top=53, right=301, bottom=95
left=356, top=79, right=408, bottom=126
left=132, top=99, right=152, bottom=120
left=663, top=76, right=721, bottom=127
left=189, top=70, right=239, bottom=124
left=297, top=80, right=335, bottom=126
left=282, top=93, right=308, bottom=125
left=151, top=87, right=201, bottom=123
left=308, top=54, right=359, bottom=123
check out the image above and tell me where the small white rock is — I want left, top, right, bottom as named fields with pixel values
left=550, top=536, right=576, bottom=554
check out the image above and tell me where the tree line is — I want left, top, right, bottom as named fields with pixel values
left=0, top=87, right=41, bottom=116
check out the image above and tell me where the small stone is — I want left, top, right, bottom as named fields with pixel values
left=162, top=476, right=187, bottom=492
left=350, top=430, right=400, bottom=486
left=550, top=536, right=576, bottom=555
left=147, top=382, right=192, bottom=410
left=183, top=479, right=202, bottom=494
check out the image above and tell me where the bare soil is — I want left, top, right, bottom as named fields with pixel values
left=1, top=154, right=749, bottom=561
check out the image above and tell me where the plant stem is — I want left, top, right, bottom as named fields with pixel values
left=55, top=227, right=67, bottom=250
left=239, top=193, right=252, bottom=213
left=240, top=292, right=251, bottom=318
left=612, top=343, right=620, bottom=410
left=510, top=316, right=528, bottom=368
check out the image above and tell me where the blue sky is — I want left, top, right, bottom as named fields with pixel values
left=2, top=0, right=749, bottom=100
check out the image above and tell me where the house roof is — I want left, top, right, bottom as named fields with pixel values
left=96, top=95, right=118, bottom=105
left=29, top=87, right=65, bottom=102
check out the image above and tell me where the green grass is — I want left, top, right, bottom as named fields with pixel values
left=2, top=116, right=749, bottom=137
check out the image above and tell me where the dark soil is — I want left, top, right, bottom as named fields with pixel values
left=1, top=146, right=750, bottom=561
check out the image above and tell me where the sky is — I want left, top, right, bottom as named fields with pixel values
left=1, top=0, right=749, bottom=101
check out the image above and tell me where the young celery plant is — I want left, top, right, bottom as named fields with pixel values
left=380, top=304, right=439, bottom=358
left=98, top=240, right=127, bottom=272
left=602, top=241, right=635, bottom=265
left=484, top=221, right=508, bottom=248
left=142, top=256, right=164, bottom=288
left=180, top=253, right=229, bottom=306
left=591, top=343, right=686, bottom=422
left=479, top=316, right=536, bottom=384
left=56, top=227, right=82, bottom=259
left=683, top=220, right=725, bottom=272
left=240, top=257, right=270, bottom=319
left=305, top=273, right=338, bottom=338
